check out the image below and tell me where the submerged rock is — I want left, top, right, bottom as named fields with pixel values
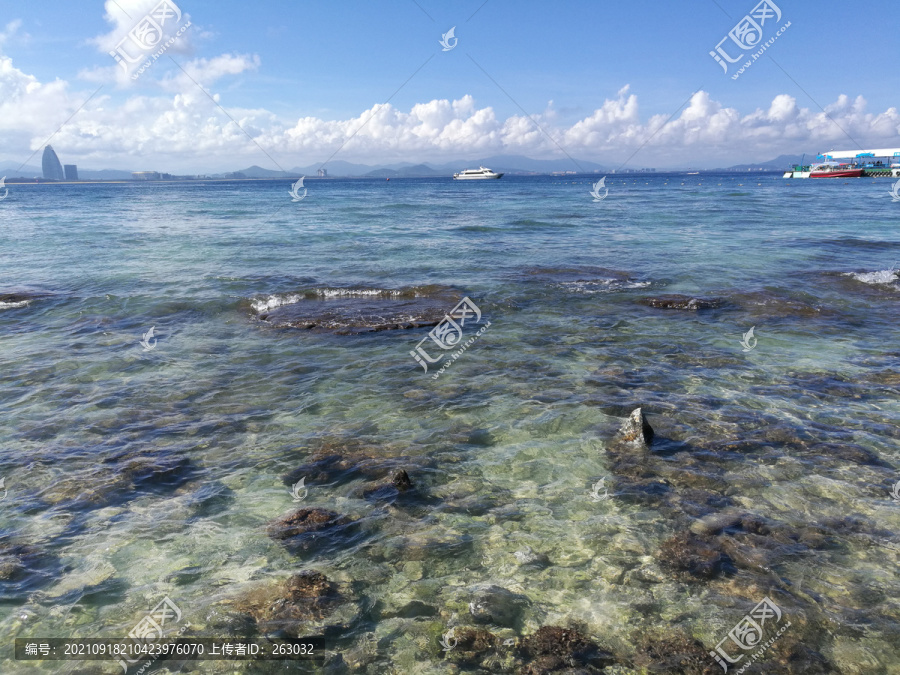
left=768, top=637, right=834, bottom=674
left=0, top=290, right=50, bottom=308
left=518, top=626, right=614, bottom=674
left=443, top=627, right=501, bottom=668
left=43, top=451, right=194, bottom=509
left=284, top=452, right=381, bottom=488
left=391, top=469, right=413, bottom=491
left=513, top=546, right=551, bottom=569
left=657, top=532, right=731, bottom=580
left=231, top=571, right=342, bottom=639
left=0, top=543, right=44, bottom=581
left=731, top=290, right=826, bottom=319
left=0, top=539, right=61, bottom=598
left=689, top=511, right=745, bottom=537
left=630, top=631, right=719, bottom=674
left=639, top=294, right=723, bottom=310
left=266, top=508, right=355, bottom=553
left=361, top=468, right=419, bottom=503
left=468, top=585, right=530, bottom=628
left=252, top=285, right=464, bottom=334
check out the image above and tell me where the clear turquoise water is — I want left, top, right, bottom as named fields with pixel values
left=1, top=174, right=899, bottom=673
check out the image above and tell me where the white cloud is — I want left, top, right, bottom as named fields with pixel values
left=1, top=50, right=899, bottom=172
left=0, top=19, right=28, bottom=49
left=159, top=53, right=261, bottom=92
left=89, top=0, right=194, bottom=86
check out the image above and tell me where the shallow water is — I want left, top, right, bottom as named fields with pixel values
left=1, top=174, right=899, bottom=673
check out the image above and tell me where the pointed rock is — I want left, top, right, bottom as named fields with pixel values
left=391, top=469, right=413, bottom=491
left=617, top=408, right=654, bottom=449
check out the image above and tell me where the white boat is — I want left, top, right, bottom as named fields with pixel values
left=453, top=166, right=504, bottom=180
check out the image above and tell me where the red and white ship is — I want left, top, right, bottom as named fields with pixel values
left=784, top=147, right=900, bottom=179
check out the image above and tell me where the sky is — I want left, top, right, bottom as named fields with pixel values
left=0, top=0, right=898, bottom=172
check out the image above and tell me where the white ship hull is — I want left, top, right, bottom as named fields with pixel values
left=453, top=166, right=504, bottom=180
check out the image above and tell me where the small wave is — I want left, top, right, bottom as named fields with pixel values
left=250, top=294, right=303, bottom=313
left=251, top=287, right=432, bottom=313
left=843, top=269, right=899, bottom=286
left=559, top=279, right=651, bottom=294
left=314, top=288, right=403, bottom=298
left=0, top=300, right=30, bottom=309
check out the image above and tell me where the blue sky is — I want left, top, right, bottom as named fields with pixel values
left=1, top=0, right=898, bottom=171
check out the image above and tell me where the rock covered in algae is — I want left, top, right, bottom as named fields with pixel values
left=266, top=507, right=356, bottom=553
left=252, top=284, right=463, bottom=334
left=517, top=626, right=614, bottom=674
left=630, top=630, right=720, bottom=674
left=443, top=627, right=502, bottom=668
left=42, top=450, right=194, bottom=509
left=227, top=571, right=344, bottom=639
left=656, top=532, right=732, bottom=580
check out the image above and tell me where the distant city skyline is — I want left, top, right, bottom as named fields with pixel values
left=1, top=1, right=898, bottom=172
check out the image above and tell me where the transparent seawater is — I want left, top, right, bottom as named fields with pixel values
left=1, top=174, right=899, bottom=673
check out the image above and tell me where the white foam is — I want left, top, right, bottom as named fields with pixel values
left=250, top=294, right=302, bottom=313
left=844, top=269, right=899, bottom=285
left=0, top=300, right=30, bottom=309
left=560, top=279, right=651, bottom=293
left=251, top=288, right=408, bottom=312
left=314, top=288, right=400, bottom=298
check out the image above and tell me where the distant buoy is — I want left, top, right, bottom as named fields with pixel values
left=386, top=178, right=390, bottom=181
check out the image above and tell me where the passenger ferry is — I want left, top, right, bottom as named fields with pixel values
left=784, top=148, right=900, bottom=179
left=453, top=166, right=504, bottom=180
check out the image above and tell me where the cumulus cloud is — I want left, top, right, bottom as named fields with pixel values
left=88, top=0, right=194, bottom=86
left=1, top=50, right=898, bottom=172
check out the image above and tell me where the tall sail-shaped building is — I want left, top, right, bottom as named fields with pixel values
left=42, top=146, right=65, bottom=181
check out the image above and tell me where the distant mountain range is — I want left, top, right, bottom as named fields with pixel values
left=720, top=154, right=806, bottom=171
left=0, top=153, right=809, bottom=180
left=227, top=155, right=610, bottom=178
left=0, top=164, right=134, bottom=180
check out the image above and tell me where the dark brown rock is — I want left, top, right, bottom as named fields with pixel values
left=639, top=294, right=723, bottom=310
left=768, top=637, right=833, bottom=674
left=233, top=571, right=342, bottom=639
left=391, top=469, right=413, bottom=491
left=266, top=508, right=353, bottom=548
left=253, top=285, right=465, bottom=334
left=631, top=631, right=719, bottom=674
left=519, top=626, right=614, bottom=673
left=445, top=627, right=500, bottom=667
left=731, top=290, right=825, bottom=319
left=657, top=532, right=730, bottom=580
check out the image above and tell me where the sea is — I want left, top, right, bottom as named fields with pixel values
left=1, top=173, right=899, bottom=673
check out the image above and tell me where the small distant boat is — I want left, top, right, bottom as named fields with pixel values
left=686, top=172, right=700, bottom=175
left=453, top=166, right=504, bottom=180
